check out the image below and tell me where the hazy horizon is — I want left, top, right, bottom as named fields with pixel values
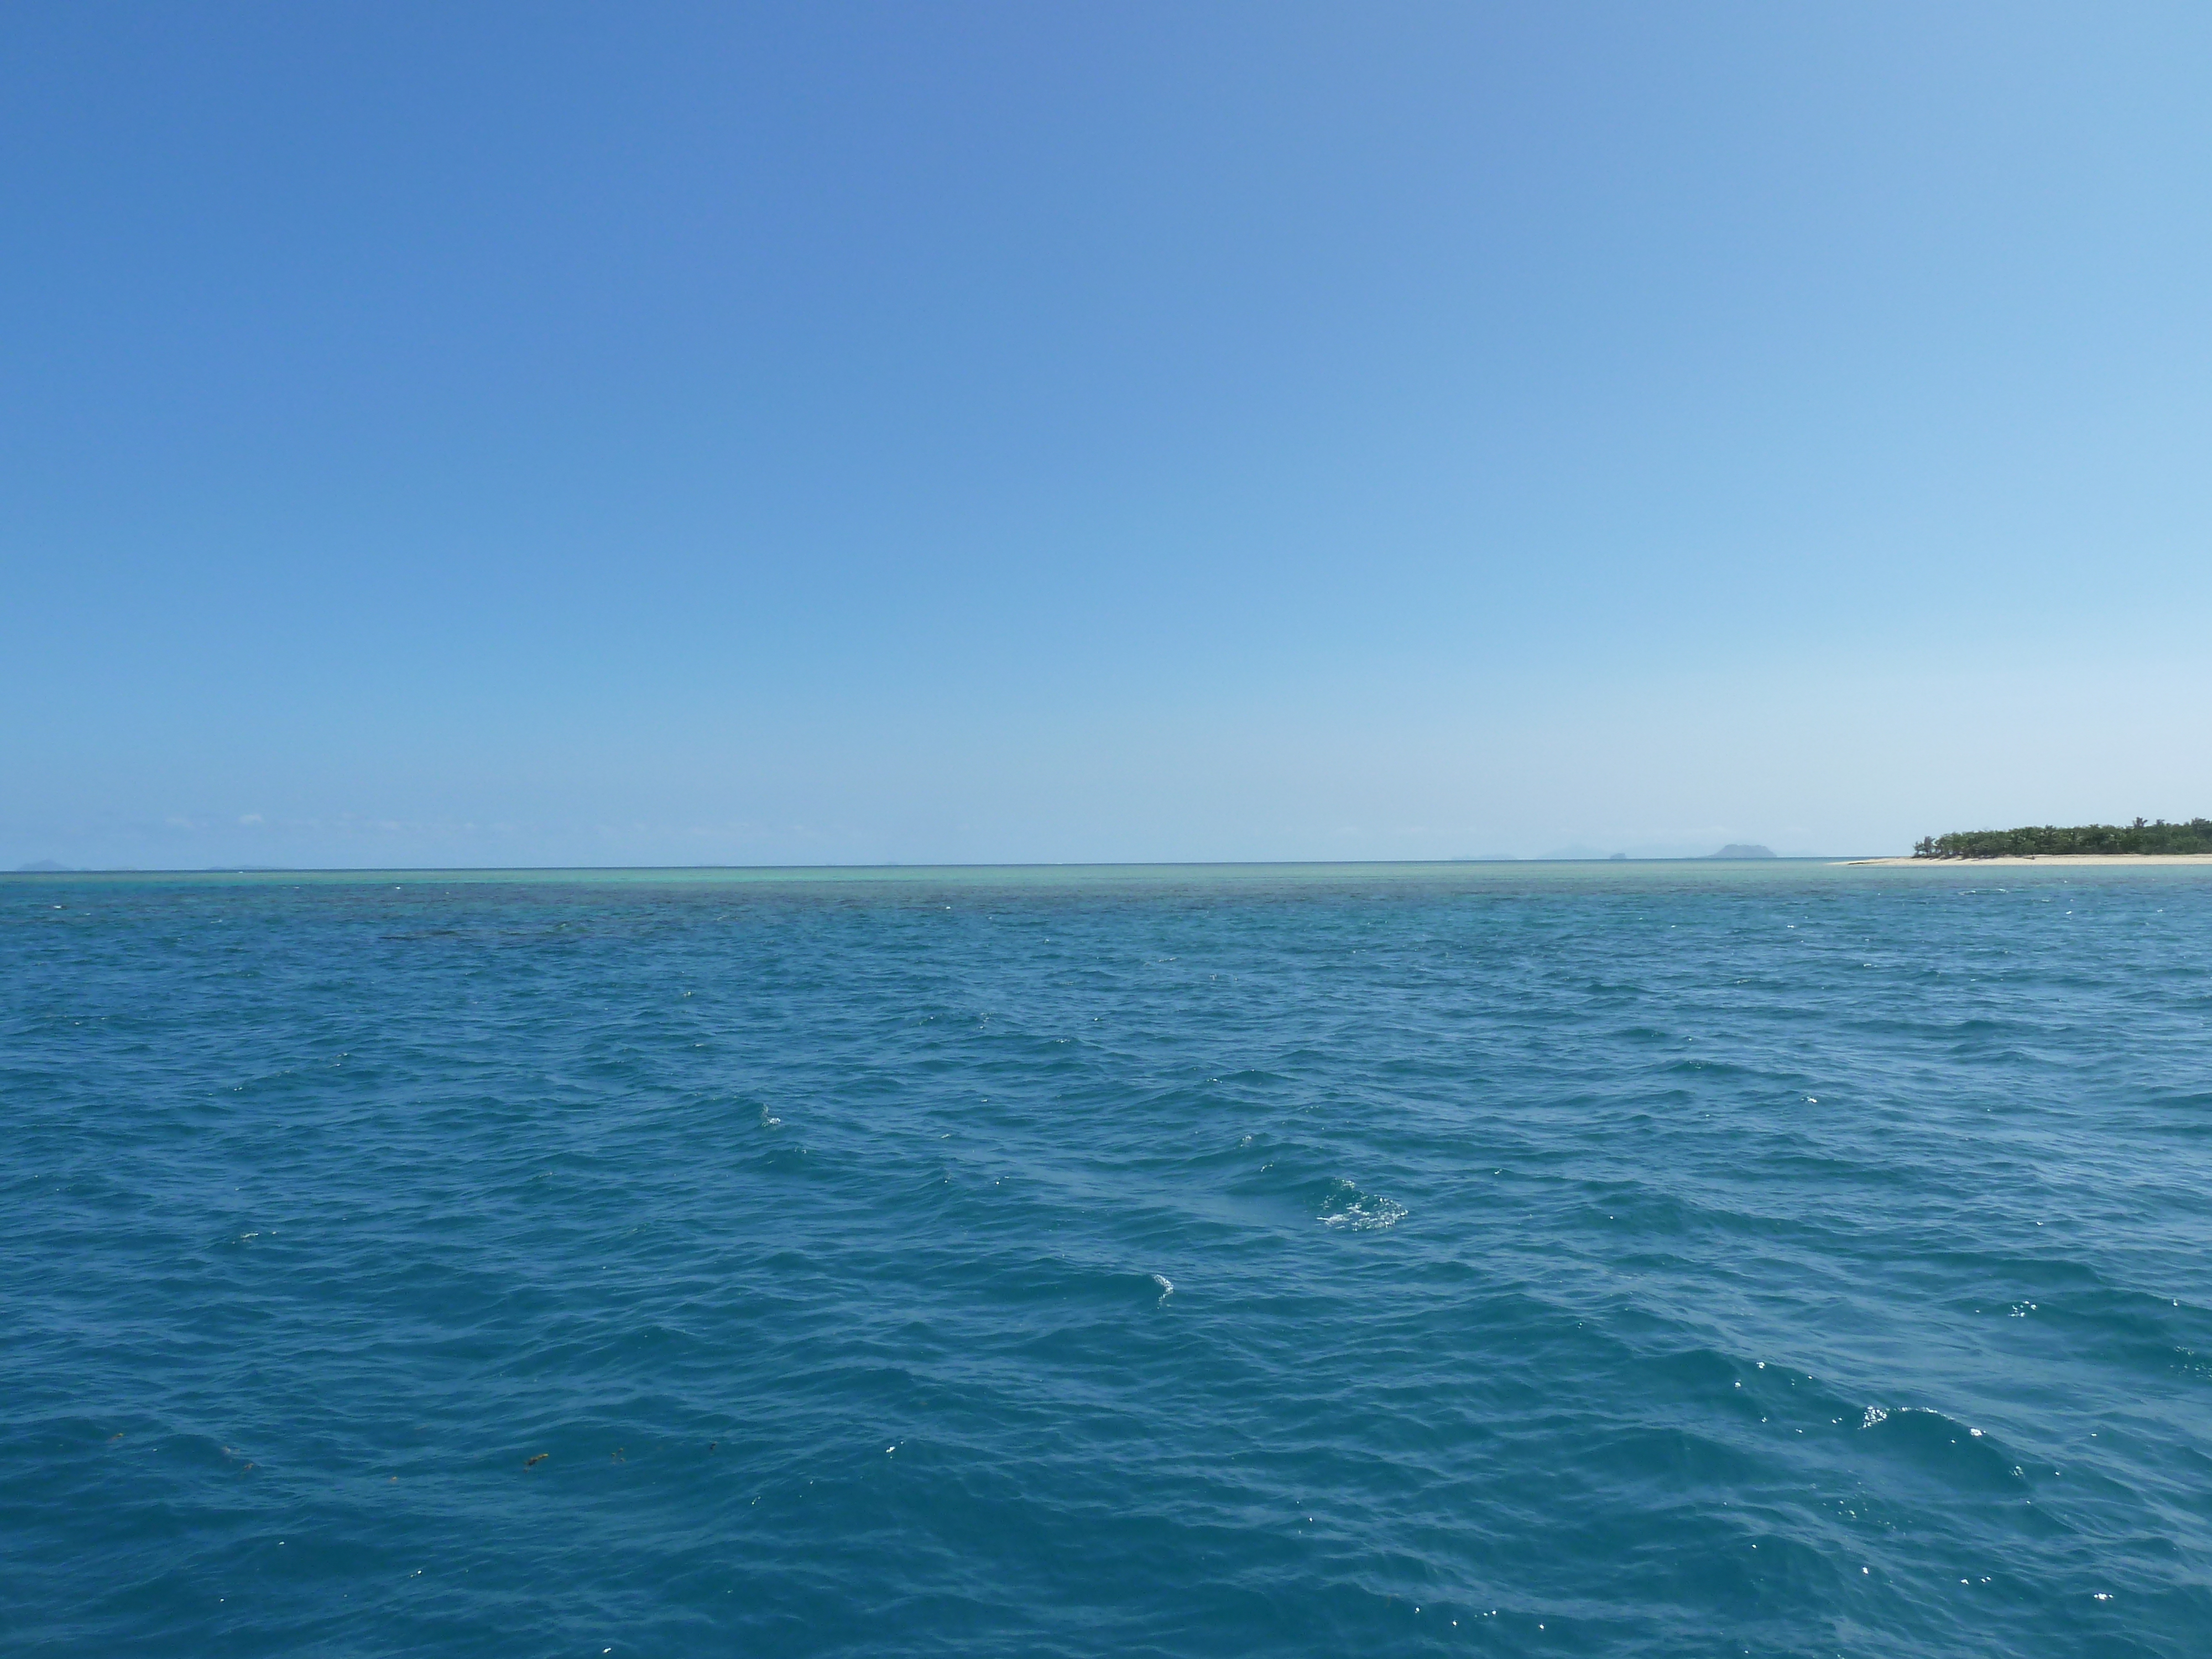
left=7, top=848, right=1858, bottom=876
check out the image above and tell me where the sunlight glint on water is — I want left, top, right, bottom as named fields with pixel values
left=4, top=862, right=2209, bottom=1657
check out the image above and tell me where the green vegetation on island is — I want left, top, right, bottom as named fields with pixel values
left=1913, top=818, right=2212, bottom=858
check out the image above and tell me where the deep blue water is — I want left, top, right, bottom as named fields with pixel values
left=5, top=861, right=2210, bottom=1658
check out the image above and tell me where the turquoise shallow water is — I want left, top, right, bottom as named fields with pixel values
left=4, top=860, right=2210, bottom=1657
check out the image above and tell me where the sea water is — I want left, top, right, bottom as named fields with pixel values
left=4, top=862, right=2208, bottom=1657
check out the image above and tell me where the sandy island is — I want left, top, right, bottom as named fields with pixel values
left=1844, top=854, right=2212, bottom=867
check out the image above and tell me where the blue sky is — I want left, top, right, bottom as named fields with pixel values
left=6, top=3, right=2209, bottom=867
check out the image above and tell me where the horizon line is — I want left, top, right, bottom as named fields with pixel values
left=7, top=854, right=1873, bottom=877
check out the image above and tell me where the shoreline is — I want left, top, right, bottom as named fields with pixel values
left=1845, top=853, right=2212, bottom=867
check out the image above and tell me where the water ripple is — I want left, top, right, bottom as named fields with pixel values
left=4, top=861, right=2210, bottom=1657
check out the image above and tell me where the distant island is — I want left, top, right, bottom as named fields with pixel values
left=1706, top=844, right=1776, bottom=859
left=1913, top=818, right=2212, bottom=859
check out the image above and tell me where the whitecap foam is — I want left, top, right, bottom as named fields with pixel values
left=1319, top=1180, right=1407, bottom=1232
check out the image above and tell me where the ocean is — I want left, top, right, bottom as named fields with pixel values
left=5, top=861, right=2209, bottom=1657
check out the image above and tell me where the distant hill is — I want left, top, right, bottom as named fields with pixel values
left=1706, top=844, right=1776, bottom=859
left=14, top=859, right=72, bottom=872
left=1915, top=818, right=2212, bottom=858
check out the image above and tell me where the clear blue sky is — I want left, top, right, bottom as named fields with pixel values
left=6, top=3, right=2209, bottom=867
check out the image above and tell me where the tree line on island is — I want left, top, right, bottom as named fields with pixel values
left=1913, top=818, right=2212, bottom=858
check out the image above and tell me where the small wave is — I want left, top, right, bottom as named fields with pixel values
left=1318, top=1179, right=1407, bottom=1232
left=1151, top=1274, right=1173, bottom=1303
left=1853, top=1405, right=2021, bottom=1490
